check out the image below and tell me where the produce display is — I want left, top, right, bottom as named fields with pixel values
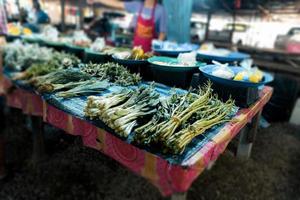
left=72, top=31, right=92, bottom=48
left=2, top=41, right=239, bottom=156
left=209, top=61, right=265, bottom=83
left=89, top=38, right=130, bottom=55
left=12, top=52, right=80, bottom=81
left=85, top=82, right=235, bottom=154
left=3, top=41, right=54, bottom=70
left=150, top=52, right=199, bottom=67
left=32, top=69, right=92, bottom=91
left=80, top=62, right=141, bottom=86
left=85, top=85, right=160, bottom=137
left=233, top=68, right=264, bottom=83
left=56, top=80, right=110, bottom=98
left=32, top=70, right=110, bottom=98
left=114, top=46, right=153, bottom=60
left=7, top=23, right=32, bottom=36
left=3, top=42, right=143, bottom=98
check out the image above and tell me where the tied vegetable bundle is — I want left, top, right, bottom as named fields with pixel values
left=85, top=85, right=160, bottom=137
left=81, top=62, right=141, bottom=86
left=134, top=83, right=235, bottom=154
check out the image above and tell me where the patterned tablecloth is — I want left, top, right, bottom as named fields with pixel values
left=0, top=66, right=273, bottom=196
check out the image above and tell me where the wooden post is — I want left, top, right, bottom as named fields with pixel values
left=78, top=0, right=84, bottom=30
left=0, top=107, right=5, bottom=179
left=31, top=116, right=45, bottom=166
left=60, top=0, right=66, bottom=32
left=204, top=10, right=212, bottom=41
left=236, top=111, right=262, bottom=159
left=0, top=40, right=5, bottom=180
left=230, top=10, right=236, bottom=44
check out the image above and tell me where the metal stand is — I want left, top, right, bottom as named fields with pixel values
left=237, top=111, right=261, bottom=159
left=31, top=116, right=45, bottom=166
left=171, top=192, right=187, bottom=200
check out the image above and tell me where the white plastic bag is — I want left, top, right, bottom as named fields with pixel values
left=177, top=51, right=197, bottom=66
left=211, top=61, right=234, bottom=79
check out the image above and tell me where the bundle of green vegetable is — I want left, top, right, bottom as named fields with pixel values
left=81, top=62, right=141, bottom=86
left=3, top=41, right=54, bottom=71
left=85, top=85, right=159, bottom=137
left=56, top=80, right=110, bottom=98
left=85, top=82, right=235, bottom=155
left=29, top=69, right=91, bottom=90
left=134, top=82, right=235, bottom=154
left=12, top=52, right=80, bottom=81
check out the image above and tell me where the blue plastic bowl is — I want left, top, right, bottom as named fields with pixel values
left=199, top=65, right=274, bottom=88
left=197, top=51, right=250, bottom=63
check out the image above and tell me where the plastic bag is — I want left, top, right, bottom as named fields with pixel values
left=177, top=51, right=197, bottom=66
left=90, top=37, right=106, bottom=52
left=212, top=61, right=234, bottom=79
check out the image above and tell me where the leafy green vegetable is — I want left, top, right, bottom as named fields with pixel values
left=30, top=69, right=91, bottom=89
left=85, top=84, right=159, bottom=137
left=81, top=62, right=141, bottom=86
left=56, top=80, right=110, bottom=98
left=12, top=52, right=80, bottom=81
left=3, top=41, right=54, bottom=71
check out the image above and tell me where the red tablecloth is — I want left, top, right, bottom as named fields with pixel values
left=0, top=73, right=273, bottom=196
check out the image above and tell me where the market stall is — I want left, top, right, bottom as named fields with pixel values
left=0, top=37, right=273, bottom=199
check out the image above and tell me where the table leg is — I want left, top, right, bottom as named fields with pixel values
left=31, top=116, right=45, bottom=166
left=236, top=111, right=262, bottom=159
left=0, top=99, right=6, bottom=179
left=171, top=192, right=187, bottom=200
left=0, top=136, right=5, bottom=180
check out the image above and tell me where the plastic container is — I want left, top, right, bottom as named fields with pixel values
left=112, top=55, right=152, bottom=80
left=197, top=51, right=250, bottom=64
left=191, top=73, right=259, bottom=108
left=43, top=41, right=66, bottom=52
left=199, top=65, right=273, bottom=88
left=22, top=36, right=44, bottom=45
left=84, top=49, right=112, bottom=64
left=148, top=56, right=205, bottom=89
left=65, top=44, right=86, bottom=60
left=5, top=35, right=21, bottom=42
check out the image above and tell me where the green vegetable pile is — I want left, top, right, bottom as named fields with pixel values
left=80, top=63, right=141, bottom=86
left=3, top=41, right=54, bottom=71
left=85, top=85, right=159, bottom=137
left=56, top=80, right=110, bottom=98
left=12, top=52, right=80, bottom=81
left=85, top=82, right=235, bottom=154
left=135, top=83, right=234, bottom=154
left=30, top=69, right=91, bottom=90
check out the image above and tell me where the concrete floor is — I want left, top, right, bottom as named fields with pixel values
left=290, top=98, right=300, bottom=125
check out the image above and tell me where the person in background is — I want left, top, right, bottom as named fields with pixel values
left=25, top=0, right=50, bottom=32
left=88, top=0, right=167, bottom=52
left=0, top=0, right=6, bottom=181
